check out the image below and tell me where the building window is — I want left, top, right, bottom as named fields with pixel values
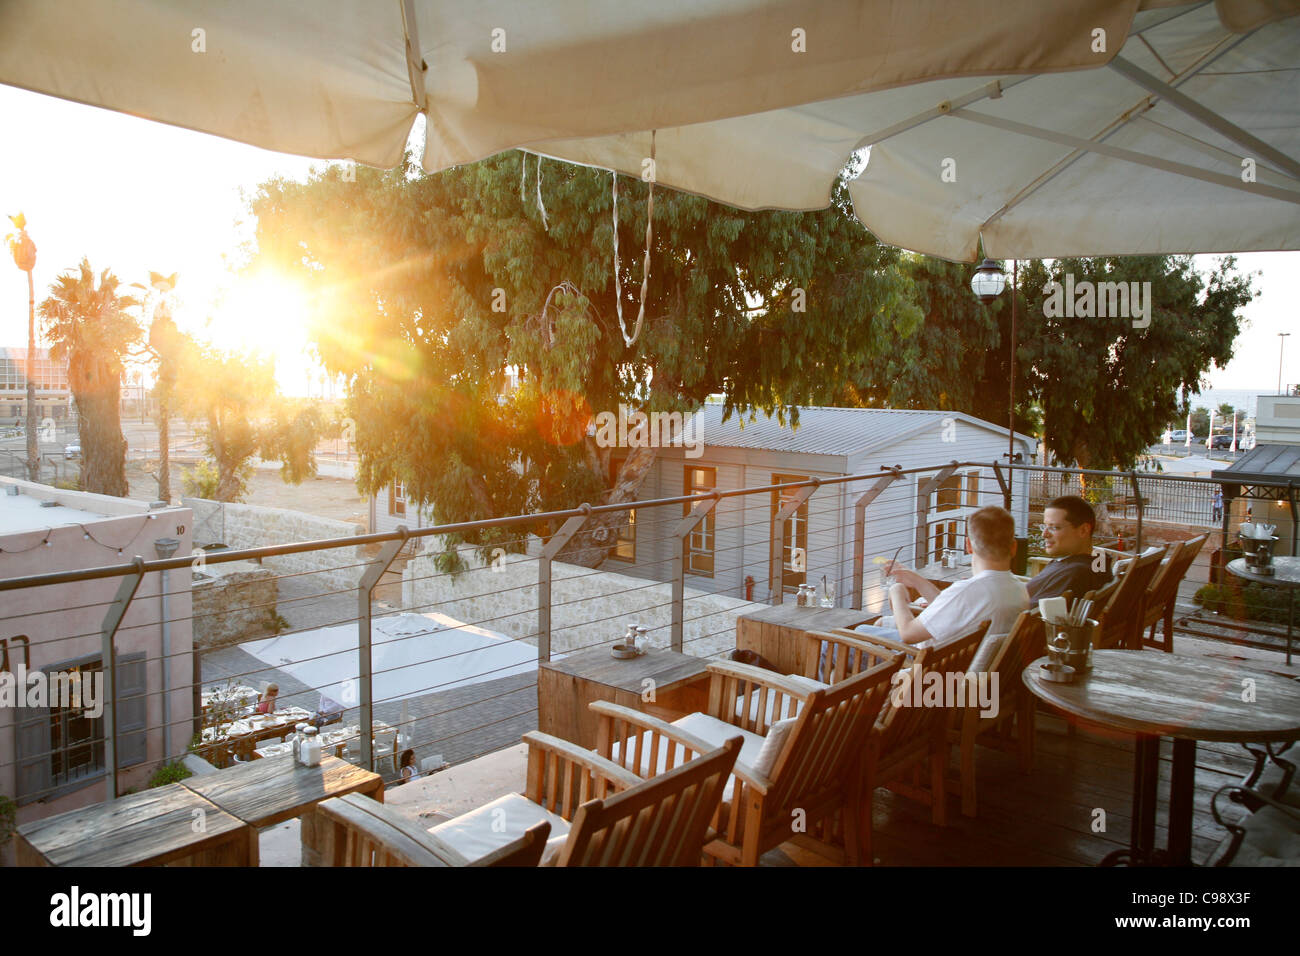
left=608, top=458, right=636, bottom=562
left=922, top=468, right=982, bottom=565
left=771, top=474, right=809, bottom=594
left=388, top=481, right=407, bottom=518
left=14, top=653, right=147, bottom=805
left=50, top=661, right=105, bottom=787
left=684, top=466, right=716, bottom=576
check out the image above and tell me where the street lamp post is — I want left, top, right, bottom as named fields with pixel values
left=1280, top=332, right=1291, bottom=394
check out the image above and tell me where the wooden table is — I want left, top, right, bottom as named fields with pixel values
left=1023, top=649, right=1300, bottom=867
left=180, top=753, right=384, bottom=866
left=1227, top=556, right=1299, bottom=665
left=15, top=784, right=255, bottom=867
left=538, top=646, right=711, bottom=748
left=735, top=605, right=876, bottom=674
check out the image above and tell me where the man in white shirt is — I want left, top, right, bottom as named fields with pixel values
left=857, top=506, right=1029, bottom=650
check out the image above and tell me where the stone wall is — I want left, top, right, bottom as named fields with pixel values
left=182, top=498, right=367, bottom=590
left=191, top=563, right=279, bottom=649
left=401, top=551, right=766, bottom=660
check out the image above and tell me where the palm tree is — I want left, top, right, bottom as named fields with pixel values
left=38, top=259, right=141, bottom=496
left=5, top=213, right=39, bottom=481
left=137, top=271, right=181, bottom=502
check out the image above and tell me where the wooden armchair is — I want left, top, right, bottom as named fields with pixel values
left=592, top=657, right=902, bottom=866
left=1089, top=545, right=1167, bottom=650
left=556, top=737, right=740, bottom=866
left=312, top=792, right=550, bottom=866
left=948, top=610, right=1045, bottom=817
left=855, top=624, right=988, bottom=859
left=1139, top=534, right=1207, bottom=652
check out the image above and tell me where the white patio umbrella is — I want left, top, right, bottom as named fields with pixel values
left=2, top=0, right=1296, bottom=260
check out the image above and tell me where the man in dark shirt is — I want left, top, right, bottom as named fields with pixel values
left=1027, top=495, right=1111, bottom=602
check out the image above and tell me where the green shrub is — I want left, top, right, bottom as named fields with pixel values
left=0, top=794, right=16, bottom=847
left=1194, top=581, right=1294, bottom=625
left=147, top=761, right=193, bottom=789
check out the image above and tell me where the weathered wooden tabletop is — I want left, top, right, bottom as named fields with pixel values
left=1022, top=649, right=1300, bottom=742
left=179, top=753, right=384, bottom=829
left=15, top=783, right=252, bottom=867
left=541, top=645, right=709, bottom=695
left=737, top=604, right=874, bottom=630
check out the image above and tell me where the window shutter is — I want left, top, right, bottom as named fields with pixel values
left=14, top=705, right=52, bottom=805
left=115, top=653, right=148, bottom=768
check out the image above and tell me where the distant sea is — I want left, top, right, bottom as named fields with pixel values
left=1183, top=389, right=1266, bottom=419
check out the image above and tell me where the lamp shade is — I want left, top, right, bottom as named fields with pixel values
left=970, top=259, right=1006, bottom=303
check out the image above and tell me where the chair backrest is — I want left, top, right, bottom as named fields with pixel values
left=763, top=657, right=903, bottom=816
left=556, top=738, right=741, bottom=866
left=1140, top=541, right=1185, bottom=625
left=985, top=609, right=1046, bottom=706
left=1095, top=546, right=1166, bottom=649
left=875, top=622, right=989, bottom=752
left=313, top=792, right=550, bottom=867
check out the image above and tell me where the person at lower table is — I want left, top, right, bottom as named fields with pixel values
left=858, top=506, right=1028, bottom=649
left=399, top=749, right=417, bottom=785
left=1026, top=495, right=1111, bottom=602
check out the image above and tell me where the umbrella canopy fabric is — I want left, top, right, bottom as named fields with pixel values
left=533, top=1, right=1300, bottom=260
left=2, top=0, right=1296, bottom=260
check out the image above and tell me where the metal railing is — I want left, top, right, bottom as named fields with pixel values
left=1, top=458, right=1295, bottom=807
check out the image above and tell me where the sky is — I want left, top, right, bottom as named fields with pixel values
left=0, top=82, right=1296, bottom=400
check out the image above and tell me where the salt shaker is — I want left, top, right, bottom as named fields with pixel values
left=300, top=726, right=322, bottom=767
left=635, top=625, right=649, bottom=652
left=292, top=722, right=307, bottom=762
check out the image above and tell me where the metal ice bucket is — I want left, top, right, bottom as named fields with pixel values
left=1243, top=534, right=1278, bottom=572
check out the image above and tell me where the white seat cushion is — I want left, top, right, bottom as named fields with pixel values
left=427, top=792, right=571, bottom=865
left=970, top=631, right=1009, bottom=674
left=733, top=674, right=827, bottom=726
left=611, top=712, right=766, bottom=801
left=1227, top=807, right=1300, bottom=866
left=751, top=717, right=797, bottom=779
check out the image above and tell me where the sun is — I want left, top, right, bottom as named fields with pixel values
left=204, top=271, right=320, bottom=394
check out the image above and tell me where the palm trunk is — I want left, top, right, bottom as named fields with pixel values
left=73, top=359, right=129, bottom=497
left=24, top=270, right=39, bottom=482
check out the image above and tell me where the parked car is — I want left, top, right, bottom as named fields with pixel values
left=1208, top=435, right=1236, bottom=450
left=1169, top=429, right=1188, bottom=442
left=64, top=442, right=81, bottom=459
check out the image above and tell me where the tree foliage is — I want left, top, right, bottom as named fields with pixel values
left=38, top=258, right=140, bottom=496
left=248, top=154, right=919, bottom=563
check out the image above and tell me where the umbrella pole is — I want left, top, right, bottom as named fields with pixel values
left=1008, top=259, right=1017, bottom=466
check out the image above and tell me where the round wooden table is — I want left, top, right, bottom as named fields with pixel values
left=1227, top=556, right=1300, bottom=665
left=1023, top=649, right=1300, bottom=867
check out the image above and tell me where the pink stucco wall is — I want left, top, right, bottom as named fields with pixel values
left=0, top=477, right=193, bottom=829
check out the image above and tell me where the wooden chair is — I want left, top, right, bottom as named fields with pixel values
left=592, top=657, right=902, bottom=866
left=948, top=610, right=1046, bottom=817
left=853, top=625, right=988, bottom=859
left=1139, top=534, right=1207, bottom=652
left=1089, top=545, right=1167, bottom=650
left=312, top=792, right=550, bottom=866
left=555, top=738, right=741, bottom=866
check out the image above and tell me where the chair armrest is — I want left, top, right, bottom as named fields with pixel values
left=589, top=701, right=771, bottom=795
left=704, top=659, right=821, bottom=699
left=802, top=628, right=907, bottom=683
left=823, top=627, right=917, bottom=658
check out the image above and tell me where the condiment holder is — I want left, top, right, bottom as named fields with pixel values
left=1039, top=634, right=1077, bottom=684
left=1241, top=523, right=1279, bottom=575
left=611, top=623, right=648, bottom=659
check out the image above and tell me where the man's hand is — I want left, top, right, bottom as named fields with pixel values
left=883, top=561, right=941, bottom=602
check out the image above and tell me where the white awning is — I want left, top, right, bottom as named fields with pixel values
left=2, top=0, right=1296, bottom=260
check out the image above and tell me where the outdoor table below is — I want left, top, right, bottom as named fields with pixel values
left=1226, top=556, right=1299, bottom=665
left=1023, top=649, right=1300, bottom=867
left=179, top=753, right=384, bottom=866
left=735, top=604, right=876, bottom=674
left=15, top=783, right=255, bottom=867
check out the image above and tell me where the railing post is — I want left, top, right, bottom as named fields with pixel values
left=539, top=509, right=590, bottom=663
left=99, top=557, right=145, bottom=801
left=356, top=528, right=408, bottom=772
left=769, top=482, right=818, bottom=604
left=1128, top=470, right=1144, bottom=551
left=851, top=468, right=903, bottom=610
left=671, top=493, right=721, bottom=651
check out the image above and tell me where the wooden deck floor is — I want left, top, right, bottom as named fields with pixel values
left=763, top=710, right=1258, bottom=867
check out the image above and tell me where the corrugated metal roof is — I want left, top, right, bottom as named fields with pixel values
left=685, top=403, right=1020, bottom=456
left=1213, top=443, right=1300, bottom=484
